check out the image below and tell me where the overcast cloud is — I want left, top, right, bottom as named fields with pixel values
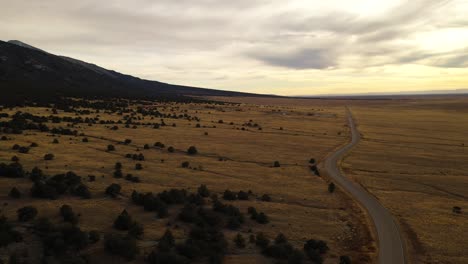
left=1, top=0, right=467, bottom=95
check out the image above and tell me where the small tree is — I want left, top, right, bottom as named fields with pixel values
left=17, top=206, right=38, bottom=222
left=107, top=144, right=116, bottom=151
left=453, top=206, right=462, bottom=214
left=158, top=229, right=175, bottom=252
left=104, top=234, right=139, bottom=261
left=234, top=233, right=246, bottom=248
left=197, top=184, right=210, bottom=197
left=9, top=187, right=21, bottom=199
left=237, top=191, right=249, bottom=200
left=60, top=204, right=78, bottom=224
left=328, top=182, right=336, bottom=193
left=114, top=210, right=133, bottom=230
left=261, top=194, right=272, bottom=202
left=223, top=189, right=237, bottom=200
left=256, top=212, right=269, bottom=224
left=187, top=146, right=198, bottom=155
left=181, top=161, right=190, bottom=168
left=115, top=162, right=123, bottom=170
left=89, top=230, right=100, bottom=243
left=255, top=233, right=270, bottom=249
left=340, top=255, right=352, bottom=264
left=105, top=183, right=121, bottom=198
left=44, top=153, right=55, bottom=160
left=273, top=161, right=280, bottom=167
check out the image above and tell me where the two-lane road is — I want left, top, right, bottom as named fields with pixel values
left=323, top=108, right=407, bottom=264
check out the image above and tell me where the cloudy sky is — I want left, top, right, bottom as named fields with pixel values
left=1, top=0, right=468, bottom=95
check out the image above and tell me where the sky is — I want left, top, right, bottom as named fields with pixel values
left=1, top=0, right=468, bottom=95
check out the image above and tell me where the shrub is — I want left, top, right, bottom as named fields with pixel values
left=12, top=144, right=20, bottom=150
left=128, top=222, right=144, bottom=239
left=115, top=162, right=122, bottom=170
left=0, top=216, right=22, bottom=247
left=52, top=138, right=59, bottom=144
left=273, top=161, right=280, bottom=167
left=181, top=161, right=190, bottom=168
left=261, top=194, right=272, bottom=202
left=234, top=233, right=246, bottom=248
left=105, top=183, right=121, bottom=198
left=237, top=191, right=249, bottom=200
left=124, top=139, right=132, bottom=145
left=147, top=251, right=189, bottom=264
left=309, top=158, right=316, bottom=164
left=223, top=189, right=237, bottom=200
left=9, top=187, right=21, bottom=199
left=72, top=184, right=91, bottom=199
left=168, top=146, right=175, bottom=153
left=0, top=162, right=24, bottom=178
left=44, top=153, right=55, bottom=160
left=247, top=207, right=258, bottom=220
left=11, top=156, right=19, bottom=162
left=303, top=239, right=329, bottom=263
left=154, top=142, right=165, bottom=148
left=275, top=233, right=288, bottom=244
left=144, top=144, right=150, bottom=149
left=82, top=138, right=89, bottom=143
left=255, top=232, right=270, bottom=249
left=453, top=206, right=462, bottom=214
left=114, top=210, right=133, bottom=230
left=328, top=183, right=335, bottom=193
left=60, top=204, right=78, bottom=224
left=340, top=255, right=352, bottom=264
left=256, top=212, right=269, bottom=224
left=135, top=163, right=143, bottom=170
left=158, top=229, right=175, bottom=252
left=107, top=144, right=116, bottom=151
left=187, top=146, right=198, bottom=155
left=17, top=206, right=38, bottom=222
left=30, top=142, right=39, bottom=147
left=88, top=175, right=96, bottom=182
left=104, top=234, right=139, bottom=261
left=89, top=230, right=100, bottom=243
left=114, top=169, right=123, bottom=178
left=197, top=184, right=210, bottom=197
left=18, top=146, right=30, bottom=154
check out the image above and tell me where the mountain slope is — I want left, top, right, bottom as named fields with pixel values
left=0, top=40, right=264, bottom=103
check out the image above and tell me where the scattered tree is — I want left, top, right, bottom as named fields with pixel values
left=187, top=146, right=198, bottom=155
left=17, top=206, right=38, bottom=222
left=9, top=187, right=21, bottom=199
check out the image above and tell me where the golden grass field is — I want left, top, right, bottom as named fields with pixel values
left=340, top=97, right=468, bottom=264
left=0, top=98, right=375, bottom=263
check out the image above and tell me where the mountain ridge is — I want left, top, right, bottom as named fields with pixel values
left=0, top=40, right=269, bottom=104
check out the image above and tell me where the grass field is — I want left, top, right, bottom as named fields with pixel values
left=0, top=98, right=374, bottom=263
left=341, top=97, right=468, bottom=264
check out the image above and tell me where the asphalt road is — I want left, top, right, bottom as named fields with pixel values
left=323, top=108, right=407, bottom=264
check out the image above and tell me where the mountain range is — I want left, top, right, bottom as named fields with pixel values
left=0, top=40, right=263, bottom=104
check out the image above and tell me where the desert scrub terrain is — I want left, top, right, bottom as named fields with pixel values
left=342, top=97, right=468, bottom=264
left=0, top=97, right=373, bottom=263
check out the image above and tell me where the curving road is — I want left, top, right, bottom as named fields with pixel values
left=323, top=108, right=407, bottom=264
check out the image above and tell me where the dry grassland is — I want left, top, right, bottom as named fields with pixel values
left=341, top=97, right=468, bottom=264
left=0, top=98, right=374, bottom=263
